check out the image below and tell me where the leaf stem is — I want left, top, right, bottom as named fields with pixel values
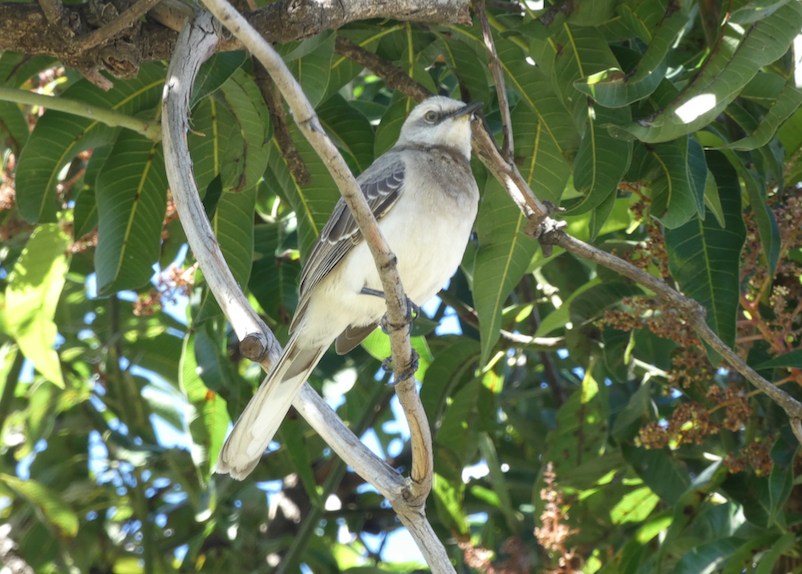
left=0, top=86, right=161, bottom=141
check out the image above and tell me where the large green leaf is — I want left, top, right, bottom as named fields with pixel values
left=317, top=95, right=375, bottom=175
left=287, top=32, right=334, bottom=108
left=211, top=186, right=256, bottom=290
left=420, top=336, right=480, bottom=428
left=95, top=131, right=167, bottom=295
left=613, top=3, right=802, bottom=142
left=542, top=361, right=608, bottom=476
left=219, top=69, right=272, bottom=193
left=15, top=64, right=165, bottom=222
left=439, top=34, right=491, bottom=106
left=664, top=152, right=745, bottom=358
left=4, top=223, right=70, bottom=387
left=511, top=102, right=571, bottom=212
left=187, top=96, right=237, bottom=197
left=494, top=36, right=580, bottom=161
left=191, top=51, right=248, bottom=107
left=644, top=138, right=701, bottom=229
left=473, top=178, right=538, bottom=364
left=0, top=99, right=29, bottom=155
left=575, top=10, right=688, bottom=107
left=0, top=473, right=79, bottom=537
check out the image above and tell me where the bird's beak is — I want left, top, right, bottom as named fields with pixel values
left=448, top=100, right=483, bottom=121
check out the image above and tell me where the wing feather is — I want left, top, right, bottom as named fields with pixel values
left=290, top=157, right=405, bottom=332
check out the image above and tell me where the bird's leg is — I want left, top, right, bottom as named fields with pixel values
left=358, top=287, right=420, bottom=332
left=360, top=287, right=420, bottom=383
left=381, top=348, right=420, bottom=385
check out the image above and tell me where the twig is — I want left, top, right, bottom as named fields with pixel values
left=473, top=0, right=514, bottom=161
left=542, top=230, right=802, bottom=422
left=0, top=86, right=161, bottom=140
left=333, top=35, right=551, bottom=232
left=37, top=0, right=64, bottom=26
left=334, top=37, right=434, bottom=101
left=162, top=11, right=452, bottom=574
left=252, top=59, right=311, bottom=186
left=74, top=0, right=165, bottom=50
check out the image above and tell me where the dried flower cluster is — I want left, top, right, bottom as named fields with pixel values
left=456, top=537, right=532, bottom=574
left=723, top=437, right=774, bottom=476
left=535, top=463, right=581, bottom=574
left=133, top=263, right=196, bottom=316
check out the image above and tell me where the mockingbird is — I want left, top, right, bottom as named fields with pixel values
left=216, top=96, right=482, bottom=479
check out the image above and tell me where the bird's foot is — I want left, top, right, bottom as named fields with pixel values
left=381, top=348, right=420, bottom=385
left=379, top=296, right=420, bottom=334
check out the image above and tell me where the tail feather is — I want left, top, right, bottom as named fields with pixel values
left=215, top=337, right=326, bottom=480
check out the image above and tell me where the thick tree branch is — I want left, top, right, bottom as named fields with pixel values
left=74, top=0, right=164, bottom=50
left=0, top=0, right=470, bottom=83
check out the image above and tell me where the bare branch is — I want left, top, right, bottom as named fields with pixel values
left=200, top=0, right=443, bottom=545
left=74, top=0, right=165, bottom=50
left=474, top=0, right=514, bottom=161
left=252, top=59, right=311, bottom=186
left=162, top=10, right=451, bottom=573
left=543, top=230, right=802, bottom=422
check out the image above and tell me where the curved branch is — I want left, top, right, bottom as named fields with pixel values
left=161, top=10, right=451, bottom=573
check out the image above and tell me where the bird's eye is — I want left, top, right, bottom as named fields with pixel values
left=424, top=110, right=438, bottom=123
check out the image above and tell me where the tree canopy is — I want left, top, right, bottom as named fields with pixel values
left=1, top=0, right=802, bottom=573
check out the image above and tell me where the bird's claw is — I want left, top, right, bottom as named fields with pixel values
left=380, top=296, right=419, bottom=334
left=382, top=348, right=420, bottom=385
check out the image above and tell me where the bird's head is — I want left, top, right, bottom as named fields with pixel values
left=396, top=96, right=482, bottom=160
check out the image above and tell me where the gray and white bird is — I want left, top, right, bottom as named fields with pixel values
left=215, top=96, right=482, bottom=479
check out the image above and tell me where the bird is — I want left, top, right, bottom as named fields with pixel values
left=215, top=96, right=482, bottom=479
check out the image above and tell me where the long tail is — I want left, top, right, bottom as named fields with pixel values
left=215, top=335, right=326, bottom=480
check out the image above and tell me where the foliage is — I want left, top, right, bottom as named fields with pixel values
left=1, top=0, right=802, bottom=572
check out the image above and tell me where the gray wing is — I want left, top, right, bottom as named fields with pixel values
left=290, top=155, right=405, bottom=332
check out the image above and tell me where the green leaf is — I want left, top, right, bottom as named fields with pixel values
left=722, top=534, right=785, bottom=574
left=220, top=69, right=272, bottom=192
left=15, top=63, right=165, bottom=222
left=191, top=51, right=248, bottom=107
left=432, top=472, right=469, bottom=535
left=567, top=103, right=632, bottom=215
left=95, top=131, right=167, bottom=295
left=280, top=418, right=323, bottom=509
left=754, top=348, right=802, bottom=370
left=664, top=152, right=746, bottom=358
left=288, top=32, right=334, bottom=108
left=436, top=378, right=482, bottom=465
left=317, top=95, right=375, bottom=174
left=495, top=36, right=580, bottom=161
left=477, top=432, right=520, bottom=534
left=643, top=138, right=698, bottom=229
left=720, top=73, right=802, bottom=151
left=373, top=96, right=410, bottom=158
left=421, top=336, right=480, bottom=428
left=180, top=329, right=232, bottom=476
left=248, top=215, right=300, bottom=322
left=440, top=34, right=491, bottom=106
left=621, top=444, right=691, bottom=505
left=0, top=473, right=79, bottom=537
left=473, top=178, right=538, bottom=364
left=613, top=4, right=802, bottom=142
left=188, top=95, right=237, bottom=196
left=669, top=537, right=744, bottom=574
left=0, top=99, right=29, bottom=154
left=754, top=532, right=795, bottom=574
left=511, top=102, right=572, bottom=212
left=5, top=223, right=70, bottom=387
left=360, top=329, right=433, bottom=382
left=575, top=10, right=688, bottom=107
left=543, top=361, right=608, bottom=476
left=570, top=281, right=644, bottom=324
left=212, top=186, right=256, bottom=289
left=610, top=486, right=660, bottom=525
left=739, top=163, right=781, bottom=276
left=73, top=145, right=113, bottom=238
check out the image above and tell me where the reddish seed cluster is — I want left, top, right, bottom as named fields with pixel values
left=639, top=402, right=717, bottom=449
left=535, top=463, right=581, bottom=574
left=724, top=437, right=774, bottom=476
